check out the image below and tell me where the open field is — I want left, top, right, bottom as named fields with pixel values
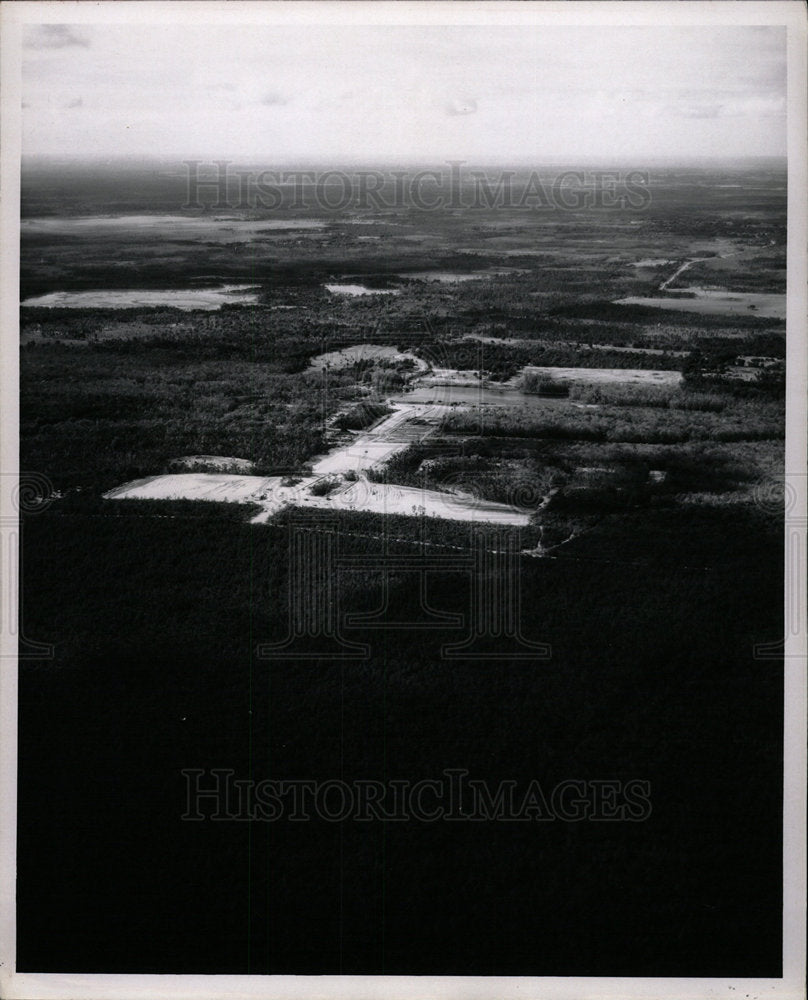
left=616, top=288, right=785, bottom=319
left=325, top=283, right=400, bottom=297
left=105, top=472, right=281, bottom=503
left=104, top=470, right=531, bottom=526
left=521, top=365, right=683, bottom=386
left=22, top=284, right=262, bottom=311
left=314, top=480, right=532, bottom=525
left=311, top=439, right=411, bottom=474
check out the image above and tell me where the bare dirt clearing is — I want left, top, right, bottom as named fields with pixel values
left=105, top=469, right=530, bottom=527
left=301, top=480, right=532, bottom=526
left=324, top=284, right=400, bottom=297
left=105, top=473, right=281, bottom=503
left=311, top=403, right=436, bottom=474
left=22, top=285, right=261, bottom=311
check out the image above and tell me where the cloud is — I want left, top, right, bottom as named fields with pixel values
left=24, top=25, right=90, bottom=50
left=678, top=103, right=723, bottom=120
left=445, top=97, right=477, bottom=117
left=261, top=91, right=290, bottom=107
left=18, top=23, right=787, bottom=161
left=664, top=93, right=786, bottom=121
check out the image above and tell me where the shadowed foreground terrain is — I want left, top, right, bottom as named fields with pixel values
left=18, top=502, right=782, bottom=975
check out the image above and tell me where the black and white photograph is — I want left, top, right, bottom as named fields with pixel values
left=1, top=2, right=805, bottom=997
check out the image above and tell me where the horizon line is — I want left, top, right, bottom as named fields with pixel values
left=20, top=153, right=788, bottom=169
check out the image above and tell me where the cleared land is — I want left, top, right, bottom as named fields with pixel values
left=324, top=284, right=400, bottom=297
left=104, top=473, right=281, bottom=503
left=105, top=471, right=530, bottom=526
left=311, top=479, right=532, bottom=525
left=22, top=284, right=261, bottom=310
left=521, top=365, right=682, bottom=386
left=616, top=288, right=785, bottom=319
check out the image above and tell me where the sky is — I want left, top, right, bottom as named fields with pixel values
left=21, top=23, right=787, bottom=163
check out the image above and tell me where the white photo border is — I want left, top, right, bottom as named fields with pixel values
left=1, top=3, right=805, bottom=998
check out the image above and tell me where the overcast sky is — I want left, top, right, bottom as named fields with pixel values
left=21, top=23, right=786, bottom=162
